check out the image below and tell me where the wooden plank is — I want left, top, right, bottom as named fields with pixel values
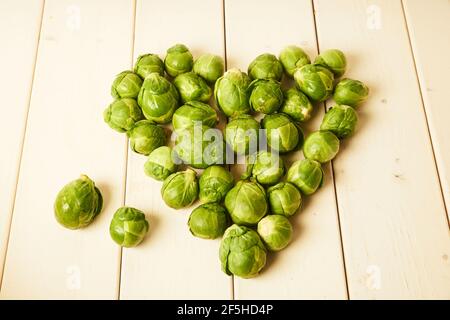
left=0, top=0, right=134, bottom=299
left=224, top=0, right=348, bottom=299
left=118, top=0, right=231, bottom=299
left=0, top=0, right=44, bottom=283
left=313, top=0, right=450, bottom=299
left=402, top=0, right=450, bottom=221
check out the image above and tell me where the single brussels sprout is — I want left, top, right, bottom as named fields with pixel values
left=225, top=180, right=268, bottom=225
left=303, top=131, right=340, bottom=163
left=320, top=105, right=358, bottom=139
left=188, top=203, right=228, bottom=239
left=103, top=98, right=144, bottom=133
left=109, top=207, right=149, bottom=247
left=144, top=146, right=178, bottom=181
left=54, top=175, right=103, bottom=229
left=279, top=45, right=311, bottom=77
left=214, top=68, right=251, bottom=117
left=280, top=87, right=314, bottom=122
left=161, top=169, right=198, bottom=209
left=193, top=54, right=224, bottom=83
left=294, top=64, right=334, bottom=102
left=248, top=53, right=283, bottom=81
left=314, top=49, right=347, bottom=77
left=173, top=72, right=212, bottom=103
left=257, top=215, right=293, bottom=251
left=199, top=165, right=234, bottom=203
left=248, top=79, right=283, bottom=114
left=243, top=151, right=285, bottom=186
left=164, top=44, right=193, bottom=77
left=267, top=182, right=302, bottom=217
left=127, top=120, right=165, bottom=155
left=172, top=101, right=218, bottom=132
left=111, top=71, right=143, bottom=99
left=333, top=78, right=369, bottom=107
left=219, top=224, right=267, bottom=278
left=137, top=73, right=179, bottom=124
left=225, top=114, right=260, bottom=155
left=262, top=113, right=303, bottom=153
left=134, top=53, right=164, bottom=78
left=287, top=159, right=324, bottom=195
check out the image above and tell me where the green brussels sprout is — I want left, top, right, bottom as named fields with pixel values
left=225, top=179, right=268, bottom=225
left=54, top=175, right=103, bottom=229
left=294, top=64, right=334, bottom=102
left=279, top=45, right=311, bottom=77
left=109, top=207, right=149, bottom=247
left=173, top=72, right=212, bottom=103
left=103, top=98, right=144, bottom=133
left=225, top=114, right=260, bottom=155
left=111, top=71, right=143, bottom=99
left=137, top=73, right=179, bottom=124
left=214, top=68, right=251, bottom=117
left=144, top=146, right=178, bottom=181
left=219, top=224, right=267, bottom=278
left=161, top=169, right=198, bottom=209
left=199, top=165, right=234, bottom=203
left=188, top=203, right=228, bottom=239
left=287, top=159, right=324, bottom=195
left=164, top=44, right=193, bottom=77
left=280, top=87, right=314, bottom=122
left=134, top=53, right=164, bottom=78
left=243, top=151, right=285, bottom=186
left=127, top=120, right=165, bottom=155
left=262, top=113, right=303, bottom=153
left=303, top=131, right=340, bottom=163
left=320, top=105, right=358, bottom=139
left=193, top=53, right=224, bottom=83
left=248, top=79, right=283, bottom=114
left=248, top=53, right=283, bottom=81
left=333, top=78, right=369, bottom=107
left=172, top=101, right=218, bottom=132
left=314, top=49, right=347, bottom=77
left=257, top=215, right=293, bottom=251
left=267, top=182, right=302, bottom=217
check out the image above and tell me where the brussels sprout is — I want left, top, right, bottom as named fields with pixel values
left=193, top=53, right=224, bottom=83
left=279, top=45, right=311, bottom=77
left=164, top=44, right=193, bottom=77
left=248, top=53, right=283, bottom=81
left=199, top=165, right=234, bottom=203
left=161, top=169, right=198, bottom=209
left=54, top=175, right=103, bottom=229
left=172, top=101, right=218, bottom=132
left=333, top=78, right=369, bottom=107
left=103, top=98, right=144, bottom=133
left=173, top=72, right=212, bottom=103
left=225, top=180, right=268, bottom=225
left=244, top=151, right=285, bottom=186
left=294, top=64, right=334, bottom=102
left=109, top=207, right=149, bottom=247
left=127, top=120, right=165, bottom=155
left=248, top=79, right=283, bottom=114
left=257, top=215, right=293, bottom=251
left=134, top=53, right=164, bottom=78
left=111, top=71, right=143, bottom=99
left=320, top=105, right=358, bottom=139
left=225, top=114, right=260, bottom=155
left=137, top=73, right=179, bottom=124
left=262, top=113, right=303, bottom=153
left=314, top=49, right=347, bottom=77
left=303, top=131, right=339, bottom=163
left=219, top=224, right=267, bottom=278
left=267, top=182, right=302, bottom=217
left=214, top=68, right=251, bottom=117
left=280, top=87, right=314, bottom=122
left=287, top=159, right=324, bottom=195
left=144, top=146, right=178, bottom=181
left=188, top=203, right=228, bottom=239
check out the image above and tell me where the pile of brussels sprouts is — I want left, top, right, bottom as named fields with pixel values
left=54, top=44, right=369, bottom=277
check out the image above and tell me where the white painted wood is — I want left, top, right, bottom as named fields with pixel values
left=314, top=0, right=450, bottom=299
